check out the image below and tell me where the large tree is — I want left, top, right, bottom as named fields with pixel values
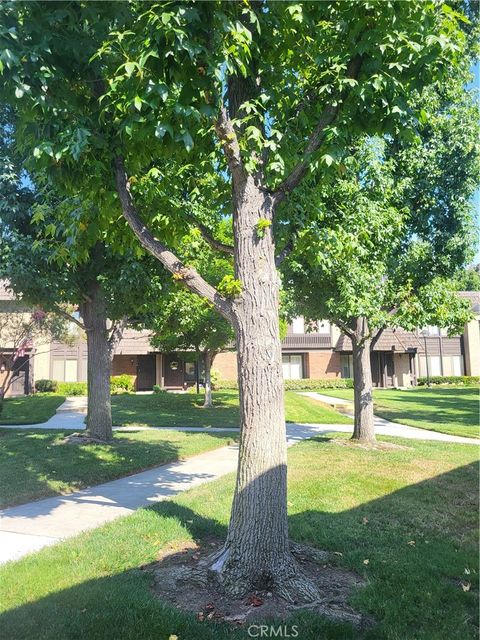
left=284, top=72, right=480, bottom=443
left=0, top=135, right=164, bottom=439
left=0, top=0, right=469, bottom=601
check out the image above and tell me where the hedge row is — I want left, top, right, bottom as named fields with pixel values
left=35, top=374, right=135, bottom=396
left=214, top=378, right=354, bottom=391
left=417, top=375, right=479, bottom=386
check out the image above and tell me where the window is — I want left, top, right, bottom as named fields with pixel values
left=51, top=358, right=78, bottom=382
left=282, top=355, right=303, bottom=379
left=291, top=317, right=304, bottom=334
left=340, top=355, right=353, bottom=379
left=317, top=320, right=331, bottom=334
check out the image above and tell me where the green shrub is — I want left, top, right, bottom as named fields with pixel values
left=153, top=384, right=166, bottom=394
left=34, top=379, right=58, bottom=393
left=56, top=381, right=88, bottom=396
left=214, top=377, right=353, bottom=391
left=211, top=368, right=221, bottom=391
left=417, top=375, right=480, bottom=386
left=284, top=378, right=354, bottom=390
left=110, top=374, right=135, bottom=394
left=215, top=379, right=239, bottom=390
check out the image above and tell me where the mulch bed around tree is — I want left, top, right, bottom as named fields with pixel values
left=148, top=539, right=373, bottom=630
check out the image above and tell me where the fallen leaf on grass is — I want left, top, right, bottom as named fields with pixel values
left=461, top=582, right=471, bottom=592
left=333, top=551, right=343, bottom=557
left=363, top=559, right=369, bottom=565
left=407, top=540, right=416, bottom=546
left=362, top=517, right=369, bottom=525
left=247, top=595, right=263, bottom=607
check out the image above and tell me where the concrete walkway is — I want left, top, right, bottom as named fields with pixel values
left=0, top=419, right=477, bottom=566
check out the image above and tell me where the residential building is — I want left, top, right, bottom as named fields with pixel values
left=1, top=280, right=478, bottom=395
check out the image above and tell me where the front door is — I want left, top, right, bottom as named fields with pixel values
left=136, top=354, right=156, bottom=391
left=163, top=354, right=184, bottom=388
left=9, top=357, right=29, bottom=395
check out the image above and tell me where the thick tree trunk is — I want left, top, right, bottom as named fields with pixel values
left=203, top=350, right=214, bottom=408
left=208, top=176, right=317, bottom=603
left=81, top=283, right=112, bottom=441
left=351, top=317, right=376, bottom=444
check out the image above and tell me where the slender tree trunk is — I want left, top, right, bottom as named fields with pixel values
left=81, top=283, right=112, bottom=441
left=351, top=317, right=375, bottom=444
left=203, top=350, right=214, bottom=408
left=209, top=175, right=317, bottom=603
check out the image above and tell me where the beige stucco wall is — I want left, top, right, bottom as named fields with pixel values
left=394, top=353, right=412, bottom=387
left=463, top=318, right=480, bottom=376
left=33, top=346, right=51, bottom=381
left=213, top=351, right=238, bottom=380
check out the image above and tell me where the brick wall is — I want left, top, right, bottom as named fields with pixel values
left=213, top=351, right=238, bottom=380
left=305, top=350, right=342, bottom=378
left=111, top=354, right=137, bottom=382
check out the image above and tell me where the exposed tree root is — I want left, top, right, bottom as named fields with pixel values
left=151, top=539, right=372, bottom=629
left=58, top=432, right=113, bottom=445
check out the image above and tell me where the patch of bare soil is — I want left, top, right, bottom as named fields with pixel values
left=332, top=438, right=411, bottom=451
left=148, top=539, right=373, bottom=630
left=57, top=432, right=113, bottom=446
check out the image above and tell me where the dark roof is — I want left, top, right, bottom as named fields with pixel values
left=335, top=328, right=425, bottom=353
left=114, top=329, right=155, bottom=355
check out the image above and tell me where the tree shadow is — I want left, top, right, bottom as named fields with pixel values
left=375, top=387, right=478, bottom=429
left=0, top=456, right=477, bottom=639
left=0, top=429, right=237, bottom=510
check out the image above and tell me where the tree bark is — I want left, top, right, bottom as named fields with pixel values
left=81, top=283, right=112, bottom=441
left=203, top=350, right=214, bottom=408
left=351, top=317, right=376, bottom=444
left=207, top=175, right=317, bottom=603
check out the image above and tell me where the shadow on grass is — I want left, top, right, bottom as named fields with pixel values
left=374, top=387, right=479, bottom=429
left=0, top=457, right=477, bottom=640
left=0, top=430, right=236, bottom=510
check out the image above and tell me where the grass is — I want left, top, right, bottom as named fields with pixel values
left=316, top=386, right=479, bottom=439
left=0, top=435, right=477, bottom=640
left=111, top=389, right=352, bottom=427
left=0, top=429, right=237, bottom=509
left=0, top=394, right=65, bottom=425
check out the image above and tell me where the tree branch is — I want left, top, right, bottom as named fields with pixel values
left=215, top=106, right=246, bottom=183
left=53, top=304, right=85, bottom=330
left=273, top=55, right=363, bottom=204
left=196, top=221, right=234, bottom=255
left=114, top=156, right=236, bottom=323
left=108, top=316, right=128, bottom=357
left=275, top=236, right=295, bottom=267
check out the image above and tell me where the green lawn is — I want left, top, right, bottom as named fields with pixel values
left=0, top=394, right=65, bottom=425
left=317, top=386, right=479, bottom=439
left=0, top=429, right=237, bottom=509
left=0, top=436, right=477, bottom=640
left=111, top=389, right=352, bottom=427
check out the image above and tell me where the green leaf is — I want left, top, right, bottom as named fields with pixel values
left=182, top=130, right=194, bottom=151
left=124, top=61, right=136, bottom=77
left=155, top=122, right=173, bottom=139
left=134, top=95, right=142, bottom=111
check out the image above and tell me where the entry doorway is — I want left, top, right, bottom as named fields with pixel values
left=136, top=354, right=156, bottom=391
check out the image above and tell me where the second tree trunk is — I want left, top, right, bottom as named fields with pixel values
left=351, top=317, right=375, bottom=444
left=81, top=283, right=113, bottom=441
